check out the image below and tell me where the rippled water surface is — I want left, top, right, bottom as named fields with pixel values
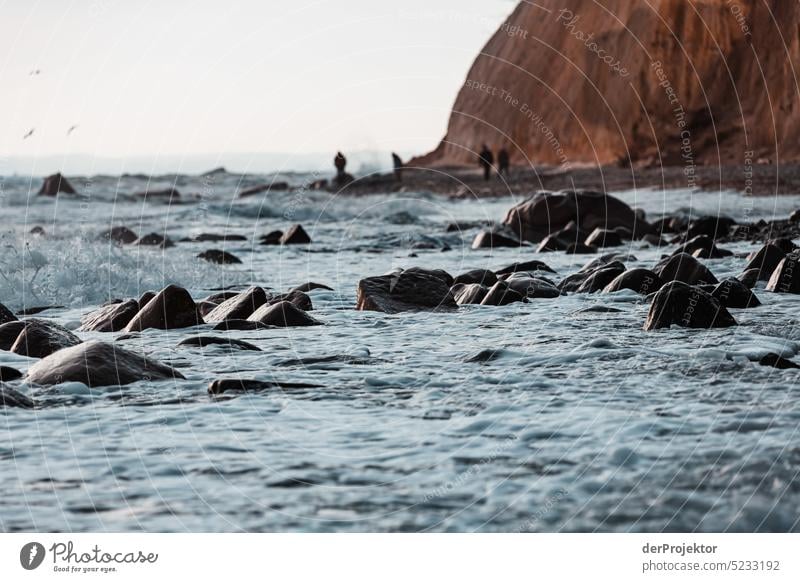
left=1, top=175, right=799, bottom=532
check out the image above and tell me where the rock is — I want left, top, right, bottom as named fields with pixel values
left=197, top=301, right=219, bottom=317
left=495, top=259, right=555, bottom=276
left=291, top=282, right=334, bottom=293
left=536, top=234, right=568, bottom=252
left=134, top=187, right=180, bottom=201
left=644, top=281, right=737, bottom=330
left=480, top=281, right=527, bottom=306
left=124, top=285, right=203, bottom=331
left=212, top=319, right=272, bottom=331
left=356, top=267, right=458, bottom=313
left=208, top=378, right=320, bottom=395
left=575, top=264, right=627, bottom=293
left=0, top=386, right=34, bottom=408
left=26, top=341, right=184, bottom=387
left=472, top=228, right=523, bottom=249
left=29, top=225, right=46, bottom=236
left=584, top=228, right=623, bottom=248
left=184, top=233, right=247, bottom=242
left=767, top=237, right=797, bottom=254
left=504, top=275, right=561, bottom=298
left=501, top=190, right=647, bottom=243
left=738, top=269, right=760, bottom=289
left=766, top=253, right=800, bottom=294
left=198, top=249, right=242, bottom=265
left=10, top=320, right=82, bottom=358
left=78, top=299, right=140, bottom=332
left=333, top=173, right=355, bottom=189
left=759, top=353, right=800, bottom=369
left=675, top=235, right=733, bottom=258
left=654, top=253, right=718, bottom=285
left=138, top=291, right=156, bottom=309
left=642, top=233, right=668, bottom=247
left=38, top=173, right=76, bottom=196
left=18, top=305, right=64, bottom=316
left=269, top=290, right=313, bottom=312
left=744, top=243, right=786, bottom=281
left=603, top=268, right=664, bottom=295
left=565, top=243, right=597, bottom=254
left=453, top=269, right=498, bottom=287
left=134, top=233, right=174, bottom=248
left=0, top=366, right=23, bottom=382
left=177, top=336, right=261, bottom=351
left=711, top=278, right=761, bottom=308
left=260, top=231, right=283, bottom=245
left=790, top=210, right=800, bottom=223
left=239, top=182, right=289, bottom=197
left=100, top=226, right=138, bottom=244
left=279, top=224, right=311, bottom=245
left=0, top=321, right=27, bottom=350
left=686, top=215, right=736, bottom=239
left=0, top=302, right=17, bottom=325
left=451, top=283, right=489, bottom=305
left=247, top=300, right=322, bottom=327
left=203, top=291, right=241, bottom=304
left=204, top=286, right=269, bottom=322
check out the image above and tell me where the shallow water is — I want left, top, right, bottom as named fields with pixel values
left=1, top=174, right=799, bottom=532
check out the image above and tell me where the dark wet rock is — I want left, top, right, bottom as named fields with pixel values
left=495, top=259, right=555, bottom=276
left=279, top=224, right=311, bottom=245
left=685, top=215, right=736, bottom=239
left=198, top=249, right=242, bottom=265
left=0, top=386, right=34, bottom=408
left=18, top=305, right=64, bottom=316
left=711, top=278, right=761, bottom=308
left=269, top=290, right=313, bottom=312
left=572, top=306, right=623, bottom=314
left=643, top=281, right=737, bottom=330
left=766, top=253, right=800, bottom=294
left=275, top=353, right=379, bottom=367
left=212, top=319, right=272, bottom=331
left=100, top=226, right=138, bottom=245
left=0, top=366, right=23, bottom=382
left=203, top=291, right=241, bottom=304
left=27, top=340, right=184, bottom=387
left=566, top=242, right=597, bottom=254
left=504, top=275, right=561, bottom=298
left=204, top=286, right=269, bottom=322
left=333, top=172, right=355, bottom=189
left=464, top=349, right=504, bottom=363
left=196, top=301, right=218, bottom=317
left=675, top=235, right=733, bottom=258
left=584, top=228, right=623, bottom=248
left=452, top=283, right=489, bottom=305
left=177, top=336, right=261, bottom=351
left=184, top=233, right=247, bottom=242
left=642, top=233, right=668, bottom=247
left=603, top=268, right=664, bottom=295
left=480, top=281, right=527, bottom=306
left=536, top=234, right=568, bottom=252
left=38, top=173, right=76, bottom=196
left=0, top=321, right=27, bottom=350
left=0, top=302, right=17, bottom=325
left=208, top=378, right=321, bottom=395
left=472, top=228, right=523, bottom=249
left=239, top=182, right=289, bottom=197
left=78, top=299, right=139, bottom=332
left=124, top=285, right=203, bottom=331
left=29, top=225, right=46, bottom=236
left=453, top=269, right=498, bottom=287
left=737, top=269, right=760, bottom=289
left=759, top=353, right=800, bottom=369
left=744, top=243, right=786, bottom=281
left=134, top=233, right=174, bottom=248
left=767, top=237, right=797, bottom=254
left=247, top=300, right=322, bottom=326
left=790, top=210, right=800, bottom=223
left=10, top=320, right=81, bottom=358
left=138, top=291, right=156, bottom=310
left=291, top=282, right=334, bottom=293
left=134, top=187, right=180, bottom=201
left=654, top=252, right=718, bottom=285
left=260, top=230, right=284, bottom=245
left=356, top=267, right=458, bottom=313
left=575, top=264, right=627, bottom=293
left=578, top=253, right=628, bottom=273
left=503, top=190, right=649, bottom=243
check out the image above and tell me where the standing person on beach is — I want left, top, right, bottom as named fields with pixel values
left=392, top=152, right=403, bottom=181
left=334, top=151, right=347, bottom=177
left=498, top=148, right=510, bottom=177
left=478, top=145, right=494, bottom=181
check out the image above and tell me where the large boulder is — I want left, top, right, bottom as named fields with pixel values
left=503, top=274, right=561, bottom=298
left=472, top=228, right=523, bottom=249
left=26, top=341, right=184, bottom=387
left=204, top=286, right=269, bottom=322
left=0, top=321, right=27, bottom=350
left=10, top=320, right=82, bottom=358
left=584, top=228, right=623, bottom=248
left=38, top=173, right=77, bottom=196
left=100, top=226, right=138, bottom=245
left=559, top=260, right=625, bottom=293
left=711, top=278, right=761, bottom=308
left=279, top=224, right=311, bottom=245
left=480, top=281, right=527, bottom=306
left=766, top=253, right=800, bottom=294
left=356, top=267, right=458, bottom=313
left=79, top=299, right=140, bottom=332
left=0, top=302, right=17, bottom=325
left=247, top=301, right=322, bottom=327
left=654, top=253, right=718, bottom=285
left=644, top=281, right=737, bottom=330
left=744, top=243, right=786, bottom=281
left=124, top=285, right=203, bottom=331
left=268, top=290, right=313, bottom=311
left=453, top=269, right=498, bottom=287
left=502, top=190, right=647, bottom=243
left=451, top=284, right=489, bottom=305
left=603, top=268, right=664, bottom=295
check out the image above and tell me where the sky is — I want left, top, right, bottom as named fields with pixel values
left=0, top=0, right=514, bottom=173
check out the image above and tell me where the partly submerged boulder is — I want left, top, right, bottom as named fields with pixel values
left=0, top=302, right=17, bottom=325
left=197, top=249, right=242, bottom=265
left=100, top=226, right=138, bottom=245
left=356, top=267, right=457, bottom=313
left=480, top=281, right=527, bottom=306
left=603, top=268, right=664, bottom=295
left=0, top=386, right=34, bottom=408
left=279, top=224, right=311, bottom=245
left=644, top=281, right=737, bottom=330
left=452, top=283, right=489, bottom=305
left=10, top=320, right=82, bottom=358
left=711, top=278, right=761, bottom=309
left=26, top=341, right=184, bottom=387
left=204, top=286, right=269, bottom=323
left=247, top=300, right=322, bottom=327
left=124, top=285, right=203, bottom=331
left=79, top=299, right=140, bottom=332
left=38, top=173, right=76, bottom=196
left=766, top=253, right=800, bottom=294
left=744, top=243, right=786, bottom=281
left=654, top=253, right=718, bottom=285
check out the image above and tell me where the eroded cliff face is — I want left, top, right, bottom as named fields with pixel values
left=417, top=0, right=800, bottom=168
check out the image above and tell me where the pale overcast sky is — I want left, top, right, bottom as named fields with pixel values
left=0, top=0, right=513, bottom=168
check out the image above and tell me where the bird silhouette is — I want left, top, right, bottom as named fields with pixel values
left=67, top=125, right=78, bottom=136
left=29, top=69, right=41, bottom=76
left=23, top=128, right=34, bottom=139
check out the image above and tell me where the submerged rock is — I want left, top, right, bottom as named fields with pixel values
left=0, top=386, right=34, bottom=408
left=177, top=336, right=261, bottom=351
left=654, top=252, right=718, bottom=285
left=269, top=290, right=313, bottom=312
left=584, top=228, right=623, bottom=248
left=204, top=286, right=269, bottom=322
left=644, top=281, right=737, bottom=330
left=79, top=299, right=140, bottom=332
left=495, top=259, right=555, bottom=276
left=603, top=268, right=664, bottom=295
left=0, top=321, right=27, bottom=350
left=472, top=228, right=523, bottom=249
left=711, top=278, right=761, bottom=308
left=453, top=269, right=498, bottom=287
left=766, top=253, right=800, bottom=294
left=247, top=301, right=322, bottom=327
left=10, top=320, right=82, bottom=358
left=259, top=230, right=283, bottom=245
left=38, top=173, right=77, bottom=196
left=134, top=233, right=175, bottom=248
left=0, top=302, right=17, bottom=325
left=759, top=353, right=800, bottom=369
left=451, top=283, right=489, bottom=305
left=280, top=224, right=311, bottom=245
left=480, top=281, right=526, bottom=306
left=124, top=285, right=203, bottom=331
left=559, top=260, right=625, bottom=293
left=0, top=366, right=23, bottom=382
left=212, top=319, right=272, bottom=331
left=503, top=275, right=561, bottom=298
left=356, top=267, right=457, bottom=313
left=197, top=249, right=242, bottom=265
left=27, top=341, right=184, bottom=387
left=674, top=235, right=733, bottom=258
left=99, top=226, right=138, bottom=245
left=208, top=378, right=320, bottom=395
left=744, top=243, right=786, bottom=281
left=291, top=282, right=334, bottom=293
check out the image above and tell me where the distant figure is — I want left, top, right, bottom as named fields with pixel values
left=478, top=145, right=494, bottom=181
left=67, top=124, right=78, bottom=136
left=23, top=128, right=34, bottom=140
left=392, top=152, right=403, bottom=181
left=498, top=148, right=510, bottom=176
left=334, top=151, right=347, bottom=177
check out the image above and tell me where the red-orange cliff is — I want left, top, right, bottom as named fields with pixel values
left=416, top=0, right=800, bottom=168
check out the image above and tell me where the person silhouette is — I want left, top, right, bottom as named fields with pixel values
left=478, top=145, right=494, bottom=181
left=334, top=152, right=347, bottom=177
left=498, top=148, right=510, bottom=176
left=391, top=152, right=403, bottom=181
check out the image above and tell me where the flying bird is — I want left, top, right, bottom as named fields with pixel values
left=23, top=128, right=34, bottom=139
left=67, top=124, right=78, bottom=136
left=29, top=69, right=41, bottom=76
